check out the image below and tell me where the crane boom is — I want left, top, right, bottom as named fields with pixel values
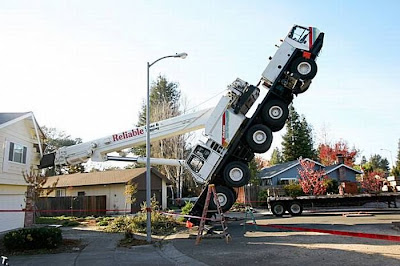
left=39, top=107, right=213, bottom=168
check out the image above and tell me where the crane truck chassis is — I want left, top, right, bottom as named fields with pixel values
left=39, top=25, right=324, bottom=220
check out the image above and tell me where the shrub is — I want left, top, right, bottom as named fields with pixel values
left=324, top=179, right=339, bottom=194
left=258, top=189, right=269, bottom=205
left=105, top=197, right=182, bottom=236
left=3, top=227, right=62, bottom=251
left=98, top=220, right=109, bottom=226
left=284, top=183, right=304, bottom=197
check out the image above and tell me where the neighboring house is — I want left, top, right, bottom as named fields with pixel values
left=324, top=163, right=362, bottom=182
left=44, top=168, right=172, bottom=214
left=259, top=158, right=361, bottom=187
left=0, top=112, right=45, bottom=232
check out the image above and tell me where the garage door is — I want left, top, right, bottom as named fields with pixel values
left=0, top=194, right=25, bottom=232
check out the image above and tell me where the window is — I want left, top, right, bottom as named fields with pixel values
left=56, top=189, right=65, bottom=197
left=8, top=142, right=27, bottom=164
left=193, top=146, right=211, bottom=160
left=77, top=191, right=86, bottom=196
left=288, top=25, right=310, bottom=44
left=279, top=178, right=298, bottom=185
left=188, top=155, right=204, bottom=173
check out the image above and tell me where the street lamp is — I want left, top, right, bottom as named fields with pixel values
left=146, top=52, right=187, bottom=243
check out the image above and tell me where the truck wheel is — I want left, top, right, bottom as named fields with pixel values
left=223, top=161, right=251, bottom=187
left=288, top=202, right=303, bottom=216
left=261, top=100, right=289, bottom=132
left=271, top=202, right=286, bottom=217
left=245, top=124, right=273, bottom=153
left=209, top=186, right=236, bottom=212
left=290, top=57, right=317, bottom=80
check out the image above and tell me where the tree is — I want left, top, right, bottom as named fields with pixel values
left=248, top=155, right=268, bottom=185
left=281, top=106, right=316, bottom=162
left=41, top=126, right=84, bottom=174
left=318, top=140, right=358, bottom=167
left=269, top=147, right=283, bottom=165
left=362, top=154, right=390, bottom=174
left=361, top=171, right=384, bottom=193
left=42, top=126, right=82, bottom=152
left=297, top=158, right=328, bottom=195
left=134, top=75, right=190, bottom=198
left=391, top=139, right=400, bottom=177
left=124, top=181, right=138, bottom=215
left=23, top=167, right=59, bottom=225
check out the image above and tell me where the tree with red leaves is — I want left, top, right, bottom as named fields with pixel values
left=361, top=171, right=384, bottom=193
left=298, top=159, right=328, bottom=195
left=318, top=140, right=358, bottom=167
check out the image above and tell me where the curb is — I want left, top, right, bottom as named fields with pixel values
left=159, top=242, right=208, bottom=266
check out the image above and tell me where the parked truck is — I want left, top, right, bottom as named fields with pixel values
left=39, top=24, right=324, bottom=219
left=268, top=192, right=400, bottom=216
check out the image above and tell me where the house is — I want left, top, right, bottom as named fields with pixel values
left=44, top=168, right=172, bottom=214
left=259, top=158, right=361, bottom=187
left=0, top=112, right=45, bottom=232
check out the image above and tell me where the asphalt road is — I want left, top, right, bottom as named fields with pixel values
left=171, top=211, right=400, bottom=266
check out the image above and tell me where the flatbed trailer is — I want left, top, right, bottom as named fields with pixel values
left=267, top=192, right=400, bottom=216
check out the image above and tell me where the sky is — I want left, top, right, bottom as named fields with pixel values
left=1, top=0, right=399, bottom=167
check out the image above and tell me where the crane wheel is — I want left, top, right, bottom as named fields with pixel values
left=261, top=100, right=289, bottom=132
left=223, top=161, right=251, bottom=187
left=290, top=57, right=318, bottom=80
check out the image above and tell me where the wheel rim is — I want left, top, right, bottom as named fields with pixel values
left=274, top=204, right=284, bottom=215
left=297, top=62, right=312, bottom=75
left=290, top=203, right=301, bottom=214
left=253, top=130, right=267, bottom=144
left=216, top=193, right=228, bottom=207
left=269, top=106, right=283, bottom=120
left=229, top=167, right=244, bottom=182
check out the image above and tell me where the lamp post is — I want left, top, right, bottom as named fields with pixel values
left=146, top=52, right=187, bottom=243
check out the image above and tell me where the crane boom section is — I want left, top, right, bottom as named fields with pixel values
left=52, top=107, right=214, bottom=166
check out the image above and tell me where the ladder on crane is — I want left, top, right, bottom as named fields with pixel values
left=195, top=184, right=231, bottom=245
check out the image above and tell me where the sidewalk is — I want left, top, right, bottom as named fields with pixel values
left=8, top=227, right=205, bottom=266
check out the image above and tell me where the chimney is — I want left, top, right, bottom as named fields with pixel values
left=336, top=153, right=344, bottom=165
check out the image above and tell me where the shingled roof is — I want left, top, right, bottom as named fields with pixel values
left=258, top=158, right=324, bottom=179
left=0, top=112, right=30, bottom=126
left=45, top=168, right=171, bottom=188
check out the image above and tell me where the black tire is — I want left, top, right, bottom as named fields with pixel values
left=245, top=124, right=273, bottom=153
left=290, top=57, right=317, bottom=80
left=288, top=201, right=303, bottom=216
left=209, top=186, right=236, bottom=212
left=271, top=202, right=286, bottom=217
left=223, top=161, right=251, bottom=187
left=261, top=99, right=289, bottom=132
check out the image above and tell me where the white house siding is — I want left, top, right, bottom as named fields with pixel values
left=0, top=118, right=42, bottom=232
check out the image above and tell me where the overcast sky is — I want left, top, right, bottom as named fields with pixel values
left=1, top=0, right=399, bottom=166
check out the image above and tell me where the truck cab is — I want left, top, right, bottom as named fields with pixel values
left=261, top=25, right=324, bottom=94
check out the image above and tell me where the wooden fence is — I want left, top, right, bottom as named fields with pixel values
left=37, top=196, right=106, bottom=217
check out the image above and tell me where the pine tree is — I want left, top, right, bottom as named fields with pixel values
left=391, top=139, right=400, bottom=177
left=281, top=106, right=316, bottom=162
left=134, top=75, right=189, bottom=197
left=269, top=147, right=283, bottom=165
